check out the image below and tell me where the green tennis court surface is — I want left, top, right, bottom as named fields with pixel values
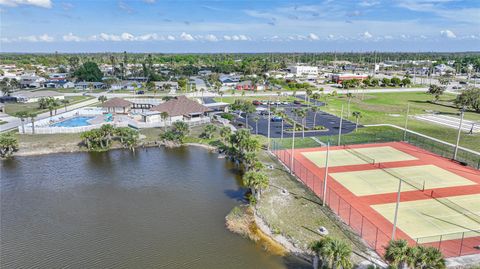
left=302, top=146, right=417, bottom=168
left=372, top=194, right=480, bottom=242
left=329, top=164, right=476, bottom=196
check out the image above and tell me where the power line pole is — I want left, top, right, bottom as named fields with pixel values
left=267, top=99, right=271, bottom=150
left=338, top=105, right=344, bottom=146
left=322, top=142, right=330, bottom=207
left=453, top=107, right=465, bottom=160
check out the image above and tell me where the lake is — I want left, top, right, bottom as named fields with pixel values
left=1, top=147, right=309, bottom=268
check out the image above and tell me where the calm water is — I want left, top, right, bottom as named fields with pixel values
left=1, top=147, right=309, bottom=268
left=52, top=116, right=93, bottom=127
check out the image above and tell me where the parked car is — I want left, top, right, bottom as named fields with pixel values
left=137, top=90, right=145, bottom=94
left=252, top=100, right=261, bottom=106
left=271, top=116, right=283, bottom=122
left=293, top=100, right=301, bottom=105
left=282, top=101, right=289, bottom=105
left=260, top=110, right=269, bottom=116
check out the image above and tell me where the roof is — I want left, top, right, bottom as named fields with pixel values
left=75, top=82, right=105, bottom=86
left=101, top=97, right=133, bottom=108
left=149, top=95, right=211, bottom=116
left=13, top=90, right=63, bottom=98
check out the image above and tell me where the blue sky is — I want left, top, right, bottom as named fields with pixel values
left=0, top=0, right=479, bottom=52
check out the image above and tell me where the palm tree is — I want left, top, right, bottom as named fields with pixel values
left=295, top=108, right=307, bottom=138
left=29, top=113, right=37, bottom=134
left=346, top=93, right=353, bottom=117
left=242, top=171, right=269, bottom=200
left=384, top=240, right=411, bottom=269
left=98, top=95, right=107, bottom=104
left=352, top=111, right=362, bottom=132
left=422, top=246, right=446, bottom=269
left=160, top=111, right=169, bottom=130
left=310, top=106, right=319, bottom=129
left=15, top=111, right=29, bottom=134
left=61, top=99, right=70, bottom=111
left=219, top=126, right=231, bottom=144
left=310, top=237, right=352, bottom=269
left=252, top=116, right=260, bottom=135
left=219, top=91, right=224, bottom=102
left=277, top=111, right=286, bottom=140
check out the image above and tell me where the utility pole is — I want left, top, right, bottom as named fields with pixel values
left=453, top=107, right=465, bottom=160
left=267, top=99, right=271, bottom=150
left=338, top=105, right=344, bottom=146
left=403, top=103, right=410, bottom=141
left=322, top=142, right=330, bottom=207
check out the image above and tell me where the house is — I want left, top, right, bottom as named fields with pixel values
left=331, top=74, right=368, bottom=84
left=101, top=97, right=133, bottom=114
left=63, top=82, right=75, bottom=88
left=48, top=73, right=68, bottom=81
left=235, top=81, right=267, bottom=91
left=20, top=75, right=45, bottom=88
left=288, top=65, right=318, bottom=77
left=143, top=95, right=211, bottom=123
left=219, top=75, right=240, bottom=87
left=434, top=64, right=455, bottom=75
left=75, top=82, right=106, bottom=90
left=12, top=90, right=65, bottom=103
left=154, top=81, right=179, bottom=91
left=111, top=81, right=141, bottom=91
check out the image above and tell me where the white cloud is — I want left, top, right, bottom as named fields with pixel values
left=0, top=0, right=51, bottom=8
left=362, top=31, right=373, bottom=39
left=180, top=32, right=195, bottom=41
left=308, top=33, right=320, bottom=40
left=16, top=34, right=53, bottom=42
left=440, top=29, right=456, bottom=38
left=167, top=35, right=175, bottom=41
left=223, top=35, right=232, bottom=41
left=63, top=33, right=82, bottom=42
left=121, top=32, right=135, bottom=41
left=143, top=0, right=155, bottom=3
left=203, top=34, right=218, bottom=42
left=359, top=0, right=380, bottom=7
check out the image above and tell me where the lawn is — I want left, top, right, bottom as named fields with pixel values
left=273, top=91, right=479, bottom=152
left=214, top=95, right=305, bottom=104
left=4, top=96, right=93, bottom=116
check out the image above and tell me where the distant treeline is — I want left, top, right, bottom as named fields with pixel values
left=1, top=52, right=479, bottom=74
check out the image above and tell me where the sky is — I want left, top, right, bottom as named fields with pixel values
left=0, top=0, right=479, bottom=53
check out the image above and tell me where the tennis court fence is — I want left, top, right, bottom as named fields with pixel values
left=270, top=125, right=480, bottom=169
left=270, top=140, right=480, bottom=258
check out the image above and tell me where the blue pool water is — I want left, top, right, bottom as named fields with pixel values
left=52, top=116, right=94, bottom=127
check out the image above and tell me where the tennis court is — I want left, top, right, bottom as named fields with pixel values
left=372, top=194, right=480, bottom=242
left=301, top=146, right=418, bottom=168
left=329, top=164, right=476, bottom=196
left=272, top=142, right=480, bottom=257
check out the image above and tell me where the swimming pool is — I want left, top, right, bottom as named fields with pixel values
left=52, top=116, right=94, bottom=127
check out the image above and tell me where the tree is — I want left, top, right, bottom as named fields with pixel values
left=0, top=133, right=18, bottom=159
left=172, top=121, right=189, bottom=142
left=15, top=111, right=29, bottom=134
left=160, top=112, right=169, bottom=130
left=219, top=126, right=231, bottom=144
left=384, top=240, right=410, bottom=269
left=454, top=87, right=480, bottom=112
left=201, top=124, right=217, bottom=139
left=242, top=171, right=269, bottom=200
left=352, top=111, right=362, bottom=132
left=0, top=78, right=12, bottom=96
left=74, top=61, right=103, bottom=82
left=98, top=95, right=107, bottom=104
left=391, top=77, right=401, bottom=87
left=115, top=127, right=140, bottom=152
left=428, top=84, right=445, bottom=103
left=61, top=99, right=70, bottom=111
left=29, top=113, right=37, bottom=134
left=310, top=106, right=319, bottom=128
left=310, top=237, right=352, bottom=269
left=295, top=108, right=307, bottom=138
left=401, top=78, right=411, bottom=87
left=252, top=116, right=260, bottom=135
left=382, top=78, right=391, bottom=87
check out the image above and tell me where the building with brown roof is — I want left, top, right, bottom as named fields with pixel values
left=142, top=96, right=211, bottom=123
left=101, top=97, right=133, bottom=114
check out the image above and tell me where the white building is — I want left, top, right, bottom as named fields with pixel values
left=288, top=65, right=318, bottom=77
left=12, top=90, right=65, bottom=103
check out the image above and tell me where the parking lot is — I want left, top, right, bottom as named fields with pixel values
left=235, top=101, right=357, bottom=138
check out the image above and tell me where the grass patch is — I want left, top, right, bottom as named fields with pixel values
left=318, top=91, right=480, bottom=151
left=4, top=96, right=93, bottom=116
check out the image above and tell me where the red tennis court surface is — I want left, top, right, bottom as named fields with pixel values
left=273, top=142, right=480, bottom=258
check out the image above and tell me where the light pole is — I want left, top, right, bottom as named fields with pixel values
left=453, top=107, right=465, bottom=160
left=322, top=142, right=330, bottom=206
left=267, top=97, right=271, bottom=150
left=290, top=121, right=296, bottom=175
left=337, top=104, right=344, bottom=146
left=392, top=177, right=403, bottom=240
left=403, top=103, right=410, bottom=141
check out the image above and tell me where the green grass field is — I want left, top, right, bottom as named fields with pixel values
left=4, top=96, right=93, bottom=116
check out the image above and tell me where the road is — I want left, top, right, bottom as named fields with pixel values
left=0, top=98, right=99, bottom=132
